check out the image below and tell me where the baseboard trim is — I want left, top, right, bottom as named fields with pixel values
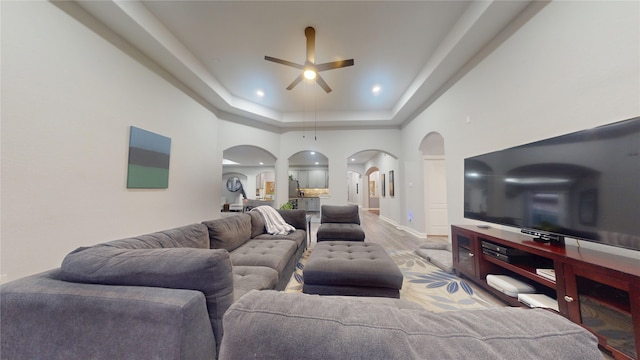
left=401, top=226, right=427, bottom=239
left=379, top=216, right=427, bottom=239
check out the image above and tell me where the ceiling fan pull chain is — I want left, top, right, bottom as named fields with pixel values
left=303, top=82, right=307, bottom=138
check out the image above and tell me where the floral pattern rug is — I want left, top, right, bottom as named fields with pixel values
left=285, top=249, right=500, bottom=312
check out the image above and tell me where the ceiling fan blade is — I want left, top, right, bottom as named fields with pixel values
left=305, top=27, right=315, bottom=64
left=286, top=74, right=304, bottom=90
left=315, top=74, right=332, bottom=93
left=264, top=56, right=304, bottom=70
left=315, top=59, right=355, bottom=72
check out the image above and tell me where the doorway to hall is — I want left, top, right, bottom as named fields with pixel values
left=347, top=150, right=399, bottom=217
left=420, top=132, right=448, bottom=236
left=365, top=167, right=380, bottom=214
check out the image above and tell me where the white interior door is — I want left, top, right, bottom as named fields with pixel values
left=424, top=157, right=448, bottom=235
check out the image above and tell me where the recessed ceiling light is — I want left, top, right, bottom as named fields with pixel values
left=351, top=158, right=355, bottom=161
left=256, top=90, right=265, bottom=97
left=259, top=162, right=264, bottom=165
left=372, top=85, right=382, bottom=95
left=310, top=151, right=316, bottom=155
left=315, top=162, right=319, bottom=165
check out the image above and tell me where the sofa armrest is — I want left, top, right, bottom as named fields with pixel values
left=1, top=270, right=216, bottom=360
left=61, top=247, right=234, bottom=350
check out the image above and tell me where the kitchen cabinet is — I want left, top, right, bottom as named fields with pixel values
left=308, top=169, right=328, bottom=188
left=289, top=169, right=328, bottom=188
left=297, top=171, right=309, bottom=188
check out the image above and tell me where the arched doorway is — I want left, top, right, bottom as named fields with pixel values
left=222, top=145, right=277, bottom=212
left=348, top=150, right=398, bottom=214
left=420, top=132, right=448, bottom=236
left=287, top=150, right=329, bottom=213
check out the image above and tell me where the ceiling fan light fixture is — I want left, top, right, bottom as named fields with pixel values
left=304, top=69, right=317, bottom=80
left=265, top=27, right=353, bottom=93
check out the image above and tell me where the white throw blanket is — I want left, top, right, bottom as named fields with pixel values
left=251, top=206, right=295, bottom=235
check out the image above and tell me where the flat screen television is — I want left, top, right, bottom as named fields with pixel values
left=464, top=116, right=640, bottom=251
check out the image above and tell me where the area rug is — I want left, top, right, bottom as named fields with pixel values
left=285, top=249, right=500, bottom=312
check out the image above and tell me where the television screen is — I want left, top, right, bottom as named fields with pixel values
left=464, top=116, right=640, bottom=251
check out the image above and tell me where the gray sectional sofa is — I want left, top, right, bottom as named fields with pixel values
left=0, top=209, right=307, bottom=360
left=0, top=207, right=602, bottom=359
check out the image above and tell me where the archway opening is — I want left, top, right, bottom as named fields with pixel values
left=287, top=150, right=329, bottom=213
left=222, top=145, right=276, bottom=212
left=365, top=167, right=380, bottom=212
left=348, top=149, right=398, bottom=213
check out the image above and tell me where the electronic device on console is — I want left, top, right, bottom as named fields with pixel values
left=481, top=241, right=531, bottom=264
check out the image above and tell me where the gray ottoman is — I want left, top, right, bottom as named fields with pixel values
left=302, top=241, right=403, bottom=298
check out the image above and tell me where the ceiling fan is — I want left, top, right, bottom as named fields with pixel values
left=265, top=27, right=354, bottom=93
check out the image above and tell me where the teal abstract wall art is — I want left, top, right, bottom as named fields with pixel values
left=127, top=126, right=171, bottom=189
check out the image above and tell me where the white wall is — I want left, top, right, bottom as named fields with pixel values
left=401, top=1, right=639, bottom=253
left=1, top=2, right=221, bottom=281
left=346, top=170, right=362, bottom=205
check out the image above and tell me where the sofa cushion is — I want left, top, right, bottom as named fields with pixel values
left=203, top=214, right=252, bottom=252
left=219, top=290, right=602, bottom=360
left=316, top=223, right=365, bottom=241
left=60, top=246, right=234, bottom=350
left=320, top=205, right=360, bottom=224
left=253, top=229, right=306, bottom=249
left=248, top=211, right=267, bottom=238
left=230, top=239, right=297, bottom=275
left=232, top=266, right=278, bottom=300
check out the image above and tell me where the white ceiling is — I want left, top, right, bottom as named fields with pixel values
left=75, top=0, right=533, bottom=131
